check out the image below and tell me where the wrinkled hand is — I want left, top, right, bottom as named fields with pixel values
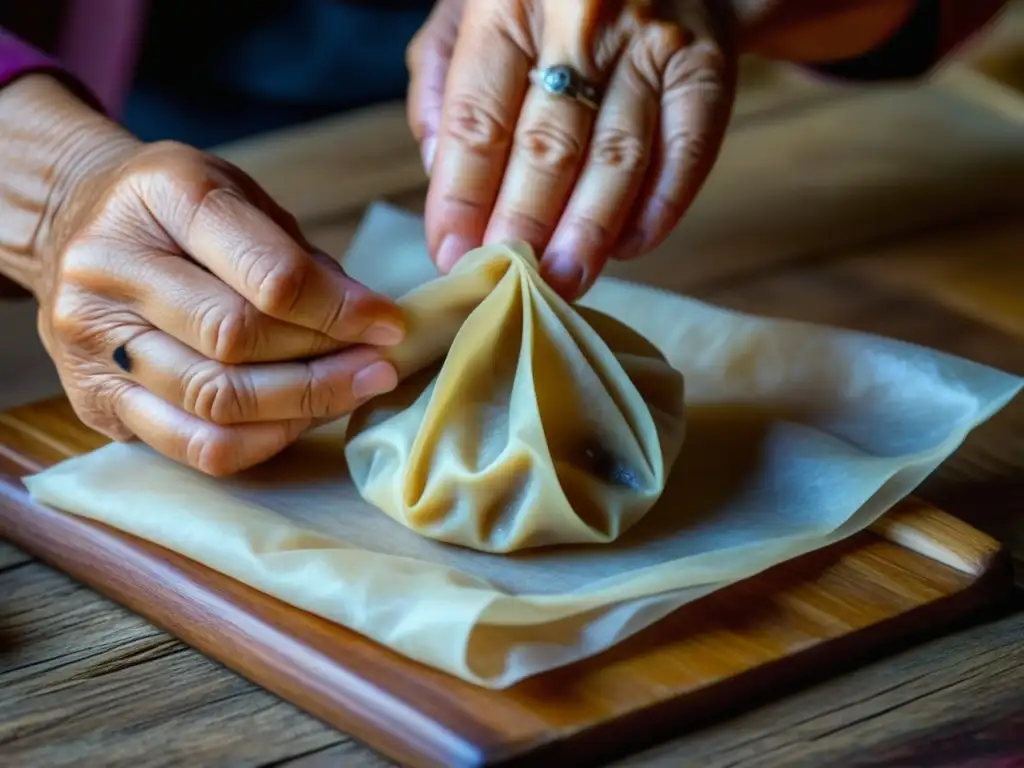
left=407, top=0, right=736, bottom=299
left=37, top=141, right=405, bottom=476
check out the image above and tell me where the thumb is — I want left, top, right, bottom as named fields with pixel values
left=406, top=0, right=466, bottom=176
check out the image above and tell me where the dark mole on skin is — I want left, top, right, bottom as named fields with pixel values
left=583, top=443, right=641, bottom=490
left=112, top=344, right=132, bottom=373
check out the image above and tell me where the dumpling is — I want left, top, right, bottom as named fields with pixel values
left=344, top=242, right=686, bottom=553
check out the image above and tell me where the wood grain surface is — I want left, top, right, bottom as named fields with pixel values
left=2, top=46, right=1024, bottom=768
left=0, top=454, right=1013, bottom=768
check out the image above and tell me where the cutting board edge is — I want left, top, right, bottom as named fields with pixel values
left=496, top=552, right=1017, bottom=768
left=0, top=475, right=504, bottom=768
left=0, top=468, right=1015, bottom=768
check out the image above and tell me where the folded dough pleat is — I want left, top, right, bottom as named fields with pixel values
left=345, top=243, right=686, bottom=553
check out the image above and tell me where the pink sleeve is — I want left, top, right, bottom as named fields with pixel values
left=0, top=27, right=105, bottom=112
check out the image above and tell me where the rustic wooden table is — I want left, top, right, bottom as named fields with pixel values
left=1, top=47, right=1023, bottom=767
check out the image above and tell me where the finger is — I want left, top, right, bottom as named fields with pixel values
left=482, top=4, right=606, bottom=271
left=539, top=30, right=667, bottom=299
left=67, top=241, right=342, bottom=364
left=155, top=182, right=406, bottom=345
left=612, top=12, right=735, bottom=261
left=115, top=384, right=309, bottom=476
left=193, top=158, right=357, bottom=297
left=117, top=329, right=398, bottom=425
left=406, top=0, right=466, bottom=175
left=205, top=154, right=317, bottom=251
left=423, top=2, right=535, bottom=272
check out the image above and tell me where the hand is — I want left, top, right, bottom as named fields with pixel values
left=407, top=0, right=736, bottom=299
left=37, top=140, right=406, bottom=476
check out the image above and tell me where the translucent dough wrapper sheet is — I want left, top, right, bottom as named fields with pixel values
left=25, top=204, right=1023, bottom=689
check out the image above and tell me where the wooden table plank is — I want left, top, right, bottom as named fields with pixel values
left=0, top=563, right=345, bottom=768
left=700, top=223, right=1024, bottom=375
left=612, top=606, right=1024, bottom=768
left=0, top=561, right=170, bottom=686
left=843, top=217, right=1024, bottom=342
left=277, top=608, right=1024, bottom=767
left=4, top=571, right=1021, bottom=768
left=275, top=744, right=393, bottom=768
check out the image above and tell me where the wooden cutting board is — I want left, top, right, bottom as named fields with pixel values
left=0, top=397, right=1014, bottom=768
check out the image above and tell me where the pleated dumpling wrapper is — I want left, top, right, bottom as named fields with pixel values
left=344, top=241, right=686, bottom=553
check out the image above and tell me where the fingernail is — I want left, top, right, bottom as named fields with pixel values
left=352, top=361, right=399, bottom=401
left=436, top=234, right=474, bottom=273
left=421, top=137, right=437, bottom=176
left=540, top=253, right=585, bottom=301
left=362, top=320, right=405, bottom=346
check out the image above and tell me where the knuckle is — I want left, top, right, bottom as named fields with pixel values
left=49, top=289, right=89, bottom=341
left=197, top=183, right=244, bottom=208
left=317, top=294, right=348, bottom=338
left=569, top=214, right=614, bottom=247
left=254, top=255, right=310, bottom=319
left=487, top=209, right=550, bottom=248
left=49, top=290, right=128, bottom=349
left=184, top=184, right=248, bottom=252
left=444, top=96, right=514, bottom=155
left=629, top=49, right=665, bottom=96
left=190, top=185, right=241, bottom=230
left=664, top=122, right=712, bottom=172
left=123, top=140, right=208, bottom=197
left=625, top=23, right=690, bottom=94
left=657, top=47, right=733, bottom=182
left=301, top=367, right=343, bottom=420
left=183, top=363, right=250, bottom=425
left=516, top=122, right=584, bottom=174
left=58, top=238, right=108, bottom=285
left=196, top=297, right=259, bottom=364
left=664, top=42, right=731, bottom=100
left=646, top=22, right=690, bottom=60
left=146, top=139, right=203, bottom=162
left=590, top=128, right=649, bottom=174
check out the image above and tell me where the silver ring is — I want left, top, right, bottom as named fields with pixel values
left=529, top=65, right=602, bottom=110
